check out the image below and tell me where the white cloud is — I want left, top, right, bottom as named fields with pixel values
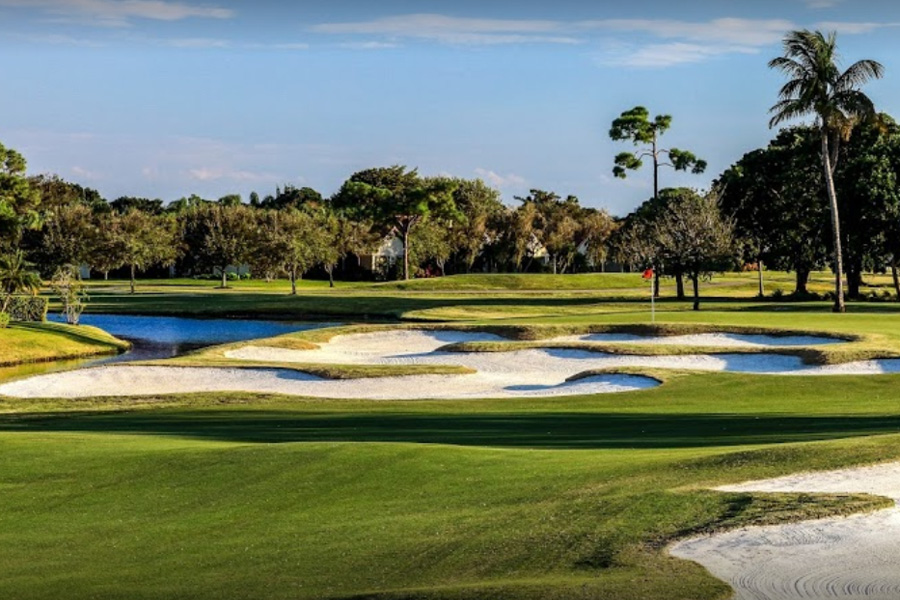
left=599, top=42, right=759, bottom=68
left=474, top=168, right=526, bottom=189
left=312, top=14, right=580, bottom=45
left=166, top=37, right=228, bottom=48
left=188, top=167, right=279, bottom=183
left=338, top=41, right=399, bottom=50
left=581, top=18, right=793, bottom=47
left=0, top=0, right=234, bottom=27
left=71, top=165, right=100, bottom=179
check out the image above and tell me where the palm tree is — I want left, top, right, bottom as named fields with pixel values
left=0, top=250, right=42, bottom=313
left=769, top=30, right=884, bottom=312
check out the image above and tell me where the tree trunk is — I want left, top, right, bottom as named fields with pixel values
left=691, top=274, right=700, bottom=311
left=795, top=269, right=810, bottom=295
left=552, top=257, right=557, bottom=275
left=847, top=259, right=862, bottom=300
left=130, top=264, right=136, bottom=295
left=104, top=271, right=109, bottom=281
left=221, top=268, right=227, bottom=290
left=653, top=269, right=660, bottom=299
left=892, top=259, right=900, bottom=301
left=402, top=227, right=410, bottom=281
left=822, top=132, right=846, bottom=312
left=675, top=273, right=685, bottom=300
left=327, top=265, right=334, bottom=288
left=290, top=268, right=297, bottom=295
left=757, top=259, right=765, bottom=298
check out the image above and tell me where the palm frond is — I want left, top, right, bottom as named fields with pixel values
left=836, top=59, right=885, bottom=90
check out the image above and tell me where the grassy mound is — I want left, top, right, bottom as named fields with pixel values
left=0, top=321, right=129, bottom=368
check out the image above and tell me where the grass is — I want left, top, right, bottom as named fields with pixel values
left=0, top=321, right=129, bottom=368
left=2, top=375, right=900, bottom=599
left=6, top=274, right=900, bottom=598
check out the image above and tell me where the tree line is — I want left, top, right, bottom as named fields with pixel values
left=0, top=156, right=619, bottom=295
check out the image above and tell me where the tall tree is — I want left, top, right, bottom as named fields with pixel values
left=452, top=179, right=503, bottom=273
left=718, top=127, right=829, bottom=296
left=193, top=204, right=254, bottom=289
left=332, top=167, right=458, bottom=280
left=609, top=106, right=707, bottom=201
left=654, top=190, right=736, bottom=311
left=768, top=29, right=884, bottom=312
left=0, top=142, right=40, bottom=251
left=31, top=203, right=97, bottom=275
left=581, top=209, right=617, bottom=272
left=119, top=210, right=178, bottom=294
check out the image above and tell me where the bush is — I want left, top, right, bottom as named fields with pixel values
left=771, top=289, right=784, bottom=299
left=226, top=272, right=240, bottom=281
left=240, top=272, right=252, bottom=280
left=4, top=296, right=48, bottom=322
left=0, top=312, right=9, bottom=329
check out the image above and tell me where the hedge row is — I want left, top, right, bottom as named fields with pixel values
left=4, top=296, right=48, bottom=322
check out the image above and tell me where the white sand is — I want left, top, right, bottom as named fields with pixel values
left=1, top=329, right=896, bottom=400
left=671, top=462, right=900, bottom=599
left=555, top=332, right=842, bottom=347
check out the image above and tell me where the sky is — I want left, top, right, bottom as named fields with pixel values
left=2, top=0, right=900, bottom=216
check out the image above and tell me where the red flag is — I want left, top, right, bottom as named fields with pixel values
left=642, top=268, right=654, bottom=280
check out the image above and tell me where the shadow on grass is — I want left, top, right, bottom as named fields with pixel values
left=4, top=410, right=900, bottom=449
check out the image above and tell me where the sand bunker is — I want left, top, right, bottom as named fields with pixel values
left=671, top=462, right=900, bottom=599
left=0, top=329, right=894, bottom=400
left=556, top=332, right=842, bottom=347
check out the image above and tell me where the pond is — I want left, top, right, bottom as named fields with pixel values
left=0, top=315, right=337, bottom=384
left=48, top=314, right=337, bottom=364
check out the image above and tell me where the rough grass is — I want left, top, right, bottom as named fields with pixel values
left=0, top=321, right=129, bottom=367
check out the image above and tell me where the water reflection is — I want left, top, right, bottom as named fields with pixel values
left=18, top=314, right=338, bottom=373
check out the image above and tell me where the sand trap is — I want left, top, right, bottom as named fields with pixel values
left=0, top=329, right=894, bottom=400
left=554, top=332, right=842, bottom=347
left=671, top=462, right=900, bottom=599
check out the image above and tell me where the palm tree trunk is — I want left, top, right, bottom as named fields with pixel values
left=822, top=132, right=846, bottom=313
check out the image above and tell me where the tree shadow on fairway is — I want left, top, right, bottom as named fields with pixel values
left=3, top=410, right=900, bottom=449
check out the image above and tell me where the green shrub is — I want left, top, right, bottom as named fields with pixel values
left=5, top=296, right=48, bottom=322
left=0, top=311, right=9, bottom=329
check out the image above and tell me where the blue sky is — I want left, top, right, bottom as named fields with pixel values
left=2, top=0, right=900, bottom=215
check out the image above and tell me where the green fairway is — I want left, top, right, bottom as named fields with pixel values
left=6, top=273, right=900, bottom=599
left=2, top=375, right=900, bottom=600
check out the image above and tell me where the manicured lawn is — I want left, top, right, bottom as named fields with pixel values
left=2, top=374, right=900, bottom=599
